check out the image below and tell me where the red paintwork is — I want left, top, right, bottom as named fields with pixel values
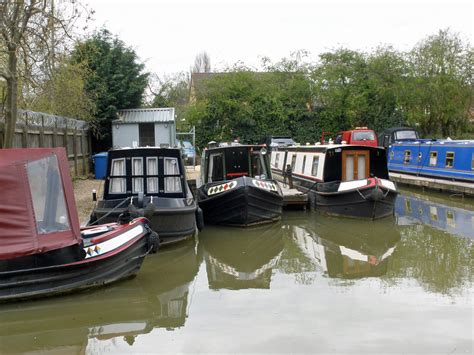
left=337, top=128, right=378, bottom=147
left=0, top=148, right=82, bottom=260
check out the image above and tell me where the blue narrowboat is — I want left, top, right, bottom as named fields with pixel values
left=388, top=139, right=474, bottom=182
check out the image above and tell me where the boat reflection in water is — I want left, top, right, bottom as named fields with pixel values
left=395, top=192, right=474, bottom=239
left=0, top=239, right=201, bottom=353
left=282, top=214, right=401, bottom=279
left=202, top=224, right=284, bottom=289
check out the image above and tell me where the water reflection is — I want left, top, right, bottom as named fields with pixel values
left=0, top=239, right=201, bottom=353
left=395, top=191, right=474, bottom=239
left=281, top=214, right=401, bottom=279
left=202, top=224, right=284, bottom=289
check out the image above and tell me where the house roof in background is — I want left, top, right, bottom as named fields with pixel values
left=113, top=108, right=175, bottom=124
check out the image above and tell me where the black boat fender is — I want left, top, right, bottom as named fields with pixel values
left=196, top=207, right=205, bottom=231
left=147, top=230, right=160, bottom=253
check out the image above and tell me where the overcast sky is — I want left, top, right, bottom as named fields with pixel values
left=87, top=0, right=473, bottom=76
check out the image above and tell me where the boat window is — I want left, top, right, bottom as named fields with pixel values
left=225, top=148, right=248, bottom=178
left=472, top=153, right=474, bottom=170
left=390, top=150, right=394, bottom=160
left=335, top=134, right=342, bottom=144
left=353, top=131, right=375, bottom=141
left=302, top=155, right=306, bottom=174
left=146, top=157, right=159, bottom=193
left=417, top=152, right=422, bottom=162
left=132, top=157, right=143, bottom=193
left=164, top=157, right=182, bottom=193
left=358, top=155, right=367, bottom=179
left=291, top=154, right=296, bottom=171
left=445, top=152, right=454, bottom=168
left=27, top=155, right=70, bottom=234
left=396, top=130, right=417, bottom=140
left=109, top=158, right=126, bottom=194
left=429, top=151, right=438, bottom=166
left=404, top=150, right=411, bottom=164
left=311, top=156, right=319, bottom=176
left=274, top=153, right=280, bottom=168
left=208, top=153, right=224, bottom=182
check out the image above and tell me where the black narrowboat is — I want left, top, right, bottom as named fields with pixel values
left=271, top=144, right=398, bottom=219
left=0, top=148, right=156, bottom=303
left=90, top=148, right=201, bottom=245
left=197, top=143, right=283, bottom=226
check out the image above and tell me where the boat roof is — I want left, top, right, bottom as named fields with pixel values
left=392, top=139, right=474, bottom=147
left=205, top=144, right=267, bottom=151
left=0, top=148, right=81, bottom=260
left=278, top=143, right=386, bottom=152
left=381, top=126, right=418, bottom=133
left=110, top=146, right=181, bottom=152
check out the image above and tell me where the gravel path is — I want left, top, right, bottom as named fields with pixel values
left=73, top=178, right=105, bottom=226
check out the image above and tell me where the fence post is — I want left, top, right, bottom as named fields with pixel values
left=39, top=115, right=45, bottom=147
left=73, top=126, right=78, bottom=177
left=52, top=117, right=57, bottom=148
left=22, top=113, right=28, bottom=148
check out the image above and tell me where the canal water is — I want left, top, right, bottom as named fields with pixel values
left=1, top=189, right=473, bottom=354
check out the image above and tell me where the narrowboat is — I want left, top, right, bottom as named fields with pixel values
left=387, top=139, right=474, bottom=183
left=271, top=144, right=398, bottom=219
left=0, top=148, right=157, bottom=303
left=90, top=147, right=202, bottom=245
left=0, top=241, right=201, bottom=350
left=197, top=143, right=284, bottom=226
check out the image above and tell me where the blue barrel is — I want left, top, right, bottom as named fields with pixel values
left=92, top=152, right=108, bottom=180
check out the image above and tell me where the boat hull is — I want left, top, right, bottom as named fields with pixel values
left=0, top=222, right=151, bottom=303
left=197, top=177, right=283, bottom=227
left=92, top=199, right=197, bottom=245
left=309, top=185, right=398, bottom=219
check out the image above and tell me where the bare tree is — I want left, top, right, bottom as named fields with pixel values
left=0, top=0, right=88, bottom=148
left=192, top=51, right=211, bottom=73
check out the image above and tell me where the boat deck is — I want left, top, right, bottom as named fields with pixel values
left=389, top=172, right=474, bottom=197
left=278, top=182, right=308, bottom=208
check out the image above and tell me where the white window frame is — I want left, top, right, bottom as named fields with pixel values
left=109, top=158, right=126, bottom=194
left=164, top=157, right=182, bottom=193
left=131, top=157, right=144, bottom=193
left=146, top=157, right=159, bottom=193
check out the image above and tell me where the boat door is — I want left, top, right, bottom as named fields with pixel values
left=342, top=150, right=369, bottom=181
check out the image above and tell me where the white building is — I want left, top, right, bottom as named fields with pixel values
left=112, top=108, right=176, bottom=148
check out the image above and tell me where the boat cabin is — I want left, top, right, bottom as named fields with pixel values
left=104, top=147, right=187, bottom=200
left=379, top=127, right=420, bottom=149
left=0, top=148, right=82, bottom=265
left=271, top=144, right=389, bottom=183
left=335, top=127, right=378, bottom=147
left=201, top=144, right=272, bottom=184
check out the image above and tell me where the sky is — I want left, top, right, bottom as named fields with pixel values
left=86, top=0, right=473, bottom=76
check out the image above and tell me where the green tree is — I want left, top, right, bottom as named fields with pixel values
left=28, top=57, right=95, bottom=120
left=71, top=29, right=149, bottom=151
left=404, top=30, right=473, bottom=137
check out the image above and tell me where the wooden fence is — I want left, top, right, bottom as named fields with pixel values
left=0, top=110, right=91, bottom=177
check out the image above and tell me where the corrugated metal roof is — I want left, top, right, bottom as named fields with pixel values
left=113, top=108, right=175, bottom=124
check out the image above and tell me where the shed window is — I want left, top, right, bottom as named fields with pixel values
left=109, top=158, right=126, bottom=194
left=139, top=123, right=155, bottom=147
left=429, top=152, right=438, bottom=166
left=302, top=155, right=306, bottom=174
left=132, top=157, right=143, bottom=193
left=27, top=155, right=70, bottom=234
left=404, top=150, right=411, bottom=164
left=146, top=157, right=159, bottom=193
left=164, top=157, right=182, bottom=193
left=445, top=152, right=454, bottom=168
left=311, top=156, right=319, bottom=176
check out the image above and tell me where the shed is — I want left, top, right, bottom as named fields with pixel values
left=112, top=108, right=176, bottom=148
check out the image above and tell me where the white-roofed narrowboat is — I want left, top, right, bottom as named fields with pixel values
left=271, top=144, right=398, bottom=219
